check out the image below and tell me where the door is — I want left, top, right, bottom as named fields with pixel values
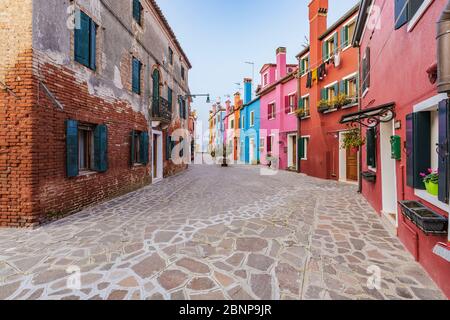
left=346, top=148, right=358, bottom=181
left=152, top=131, right=163, bottom=182
left=250, top=138, right=255, bottom=164
left=234, top=137, right=238, bottom=161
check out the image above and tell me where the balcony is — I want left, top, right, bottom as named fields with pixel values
left=152, top=97, right=172, bottom=127
left=318, top=94, right=358, bottom=114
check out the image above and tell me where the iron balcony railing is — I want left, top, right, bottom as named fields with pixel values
left=152, top=97, right=172, bottom=123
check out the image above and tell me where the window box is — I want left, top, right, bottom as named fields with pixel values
left=361, top=171, right=376, bottom=183
left=399, top=201, right=448, bottom=235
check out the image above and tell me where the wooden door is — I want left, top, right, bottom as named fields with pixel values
left=234, top=137, right=238, bottom=161
left=346, top=148, right=358, bottom=181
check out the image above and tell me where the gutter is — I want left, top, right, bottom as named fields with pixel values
left=437, top=0, right=450, bottom=95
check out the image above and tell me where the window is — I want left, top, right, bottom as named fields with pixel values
left=169, top=47, right=174, bottom=65
left=230, top=119, right=235, bottom=129
left=300, top=55, right=310, bottom=75
left=286, top=94, right=296, bottom=114
left=66, top=120, right=108, bottom=177
left=267, top=135, right=274, bottom=154
left=362, top=47, right=370, bottom=94
left=300, top=96, right=310, bottom=117
left=341, top=20, right=356, bottom=48
left=241, top=115, right=245, bottom=129
left=179, top=97, right=187, bottom=119
left=326, top=84, right=337, bottom=103
left=395, top=0, right=429, bottom=30
left=339, top=75, right=359, bottom=101
left=250, top=111, right=255, bottom=127
left=74, top=11, right=97, bottom=70
left=133, top=0, right=143, bottom=25
left=260, top=138, right=265, bottom=151
left=366, top=128, right=376, bottom=168
left=268, top=103, right=276, bottom=120
left=299, top=137, right=309, bottom=160
left=181, top=66, right=185, bottom=80
left=132, top=57, right=142, bottom=94
left=263, top=73, right=269, bottom=86
left=323, top=33, right=338, bottom=61
left=130, top=130, right=149, bottom=165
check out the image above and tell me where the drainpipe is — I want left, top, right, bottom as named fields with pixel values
left=437, top=0, right=450, bottom=96
left=357, top=46, right=363, bottom=194
left=436, top=0, right=450, bottom=257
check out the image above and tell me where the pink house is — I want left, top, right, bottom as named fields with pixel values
left=259, top=47, right=300, bottom=170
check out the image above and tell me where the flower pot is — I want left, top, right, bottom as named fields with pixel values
left=350, top=147, right=359, bottom=154
left=425, top=181, right=439, bottom=196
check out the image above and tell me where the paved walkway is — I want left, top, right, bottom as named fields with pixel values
left=0, top=165, right=445, bottom=300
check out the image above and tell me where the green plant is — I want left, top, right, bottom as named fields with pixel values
left=342, top=129, right=365, bottom=149
left=294, top=108, right=305, bottom=118
left=421, top=169, right=438, bottom=184
left=318, top=99, right=330, bottom=110
left=333, top=93, right=351, bottom=108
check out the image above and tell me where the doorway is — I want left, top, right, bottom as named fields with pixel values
left=346, top=148, right=358, bottom=181
left=250, top=138, right=255, bottom=164
left=380, top=121, right=398, bottom=226
left=339, top=130, right=359, bottom=183
left=152, top=130, right=163, bottom=183
left=287, top=134, right=298, bottom=170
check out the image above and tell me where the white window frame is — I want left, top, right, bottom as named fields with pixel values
left=342, top=16, right=357, bottom=51
left=250, top=111, right=255, bottom=127
left=324, top=31, right=337, bottom=60
left=268, top=101, right=276, bottom=120
left=301, top=94, right=311, bottom=118
left=300, top=135, right=310, bottom=161
left=300, top=53, right=310, bottom=75
left=413, top=93, right=450, bottom=211
left=263, top=72, right=269, bottom=87
left=287, top=91, right=297, bottom=114
left=407, top=0, right=434, bottom=33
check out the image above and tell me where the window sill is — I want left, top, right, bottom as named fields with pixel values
left=407, top=0, right=434, bottom=32
left=342, top=103, right=358, bottom=109
left=301, top=116, right=311, bottom=120
left=323, top=108, right=338, bottom=114
left=78, top=171, right=98, bottom=177
left=415, top=189, right=449, bottom=212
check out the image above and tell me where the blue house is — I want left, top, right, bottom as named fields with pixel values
left=240, top=78, right=260, bottom=164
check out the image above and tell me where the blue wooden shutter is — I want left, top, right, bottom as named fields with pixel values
left=130, top=130, right=136, bottom=166
left=406, top=112, right=431, bottom=189
left=66, top=120, right=79, bottom=177
left=89, top=20, right=97, bottom=70
left=395, top=0, right=409, bottom=30
left=366, top=128, right=376, bottom=167
left=93, top=124, right=108, bottom=172
left=140, top=131, right=149, bottom=165
left=438, top=99, right=450, bottom=203
left=75, top=11, right=90, bottom=67
left=132, top=58, right=141, bottom=94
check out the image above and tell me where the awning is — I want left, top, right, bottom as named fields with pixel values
left=340, top=102, right=396, bottom=128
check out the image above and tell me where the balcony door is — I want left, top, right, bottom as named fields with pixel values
left=152, top=69, right=160, bottom=109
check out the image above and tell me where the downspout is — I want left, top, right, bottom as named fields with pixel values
left=297, top=59, right=302, bottom=174
left=435, top=0, right=450, bottom=257
left=357, top=46, right=363, bottom=194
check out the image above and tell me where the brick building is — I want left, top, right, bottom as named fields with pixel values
left=0, top=0, right=191, bottom=227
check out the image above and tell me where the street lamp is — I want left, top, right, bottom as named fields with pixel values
left=182, top=94, right=211, bottom=104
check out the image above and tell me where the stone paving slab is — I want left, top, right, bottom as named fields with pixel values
left=0, top=165, right=445, bottom=300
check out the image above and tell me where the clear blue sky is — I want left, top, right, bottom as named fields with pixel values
left=157, top=0, right=360, bottom=127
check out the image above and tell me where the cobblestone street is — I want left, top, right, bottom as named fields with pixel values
left=0, top=165, right=445, bottom=300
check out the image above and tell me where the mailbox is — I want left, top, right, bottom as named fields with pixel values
left=390, top=135, right=401, bottom=160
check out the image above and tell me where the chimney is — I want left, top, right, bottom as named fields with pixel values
left=244, top=78, right=252, bottom=104
left=276, top=47, right=287, bottom=79
left=309, top=0, right=328, bottom=65
left=437, top=0, right=450, bottom=94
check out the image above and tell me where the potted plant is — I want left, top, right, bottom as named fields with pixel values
left=420, top=169, right=439, bottom=196
left=294, top=108, right=305, bottom=118
left=318, top=99, right=330, bottom=113
left=342, top=129, right=365, bottom=153
left=333, top=93, right=351, bottom=109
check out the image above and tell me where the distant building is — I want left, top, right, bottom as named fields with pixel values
left=240, top=79, right=261, bottom=164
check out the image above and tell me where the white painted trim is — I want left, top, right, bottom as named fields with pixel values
left=343, top=15, right=357, bottom=27
left=287, top=133, right=298, bottom=169
left=324, top=30, right=337, bottom=42
left=415, top=189, right=450, bottom=212
left=287, top=91, right=297, bottom=97
left=343, top=72, right=358, bottom=81
left=300, top=135, right=310, bottom=161
left=152, top=130, right=164, bottom=182
left=407, top=0, right=434, bottom=32
left=301, top=93, right=310, bottom=99
left=324, top=80, right=338, bottom=89
left=300, top=53, right=310, bottom=60
left=413, top=93, right=447, bottom=113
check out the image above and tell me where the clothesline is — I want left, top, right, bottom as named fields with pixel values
left=298, top=40, right=351, bottom=73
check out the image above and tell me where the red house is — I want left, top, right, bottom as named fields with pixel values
left=349, top=0, right=450, bottom=297
left=296, top=1, right=360, bottom=183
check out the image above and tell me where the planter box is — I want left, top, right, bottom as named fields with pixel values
left=361, top=171, right=376, bottom=183
left=318, top=106, right=330, bottom=113
left=399, top=201, right=448, bottom=235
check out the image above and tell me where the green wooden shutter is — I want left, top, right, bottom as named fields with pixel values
left=339, top=80, right=346, bottom=95
left=133, top=0, right=142, bottom=24
left=298, top=97, right=304, bottom=109
left=66, top=120, right=79, bottom=177
left=438, top=99, right=449, bottom=203
left=334, top=83, right=339, bottom=97
left=366, top=128, right=376, bottom=168
left=320, top=88, right=328, bottom=100
left=333, top=33, right=338, bottom=53
left=130, top=130, right=136, bottom=166
left=132, top=58, right=141, bottom=94
left=168, top=87, right=173, bottom=111
left=140, top=131, right=149, bottom=165
left=299, top=137, right=305, bottom=160
left=93, top=124, right=108, bottom=172
left=395, top=0, right=409, bottom=30
left=406, top=112, right=431, bottom=189
left=300, top=59, right=305, bottom=74
left=89, top=20, right=97, bottom=70
left=166, top=133, right=172, bottom=160
left=74, top=11, right=90, bottom=67
left=322, top=42, right=328, bottom=61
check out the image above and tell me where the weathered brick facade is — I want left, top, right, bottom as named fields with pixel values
left=0, top=0, right=191, bottom=227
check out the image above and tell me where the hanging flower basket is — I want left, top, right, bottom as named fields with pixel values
left=342, top=129, right=365, bottom=150
left=421, top=169, right=439, bottom=196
